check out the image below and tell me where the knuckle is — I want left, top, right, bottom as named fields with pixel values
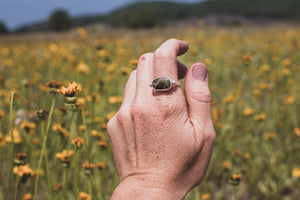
left=107, top=117, right=116, bottom=136
left=206, top=130, right=216, bottom=143
left=193, top=89, right=211, bottom=103
left=130, top=101, right=148, bottom=121
left=116, top=108, right=131, bottom=125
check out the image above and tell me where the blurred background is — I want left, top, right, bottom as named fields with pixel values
left=0, top=1, right=300, bottom=200
left=1, top=0, right=300, bottom=34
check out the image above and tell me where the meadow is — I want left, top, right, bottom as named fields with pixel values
left=0, top=23, right=299, bottom=200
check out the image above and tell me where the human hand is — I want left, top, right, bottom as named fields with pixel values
left=108, top=39, right=216, bottom=200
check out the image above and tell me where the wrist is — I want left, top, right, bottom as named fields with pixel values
left=111, top=175, right=188, bottom=200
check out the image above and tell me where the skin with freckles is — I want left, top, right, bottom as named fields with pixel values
left=107, top=39, right=216, bottom=200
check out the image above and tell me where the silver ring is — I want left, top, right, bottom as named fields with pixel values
left=149, top=77, right=181, bottom=91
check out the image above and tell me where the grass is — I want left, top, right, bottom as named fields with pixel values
left=0, top=24, right=299, bottom=200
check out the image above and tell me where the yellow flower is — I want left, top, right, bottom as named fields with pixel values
left=254, top=113, right=267, bottom=121
left=19, top=121, right=36, bottom=134
left=71, top=136, right=85, bottom=149
left=78, top=192, right=91, bottom=200
left=259, top=82, right=270, bottom=90
left=222, top=161, right=231, bottom=169
left=203, top=58, right=212, bottom=66
left=201, top=193, right=211, bottom=200
left=0, top=109, right=4, bottom=121
left=106, top=111, right=117, bottom=120
left=49, top=43, right=58, bottom=52
left=76, top=62, right=90, bottom=75
left=222, top=91, right=239, bottom=104
left=52, top=123, right=70, bottom=138
left=294, top=128, right=300, bottom=137
left=82, top=162, right=96, bottom=170
left=91, top=130, right=105, bottom=140
left=108, top=96, right=123, bottom=104
left=23, top=194, right=33, bottom=200
left=98, top=141, right=108, bottom=148
left=230, top=173, right=242, bottom=185
left=283, top=58, right=292, bottom=68
left=211, top=107, right=218, bottom=123
left=242, top=55, right=253, bottom=62
left=253, top=89, right=262, bottom=99
left=96, top=162, right=105, bottom=169
left=282, top=68, right=291, bottom=76
left=259, top=64, right=270, bottom=73
left=243, top=153, right=251, bottom=159
left=284, top=94, right=295, bottom=104
left=292, top=168, right=300, bottom=178
left=5, top=128, right=22, bottom=144
left=76, top=27, right=88, bottom=39
left=13, top=164, right=33, bottom=178
left=129, top=59, right=139, bottom=65
left=243, top=108, right=255, bottom=116
left=55, top=150, right=74, bottom=164
left=265, top=132, right=277, bottom=140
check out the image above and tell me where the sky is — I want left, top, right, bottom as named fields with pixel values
left=0, top=0, right=203, bottom=31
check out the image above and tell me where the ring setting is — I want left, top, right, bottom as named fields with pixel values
left=149, top=77, right=181, bottom=91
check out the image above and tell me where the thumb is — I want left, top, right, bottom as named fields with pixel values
left=185, top=63, right=212, bottom=126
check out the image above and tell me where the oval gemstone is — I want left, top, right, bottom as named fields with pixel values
left=151, top=77, right=172, bottom=90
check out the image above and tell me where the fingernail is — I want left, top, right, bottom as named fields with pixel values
left=193, top=65, right=208, bottom=81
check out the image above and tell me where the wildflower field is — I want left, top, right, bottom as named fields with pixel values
left=0, top=23, right=300, bottom=200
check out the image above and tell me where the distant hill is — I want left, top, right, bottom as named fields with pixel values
left=14, top=0, right=300, bottom=33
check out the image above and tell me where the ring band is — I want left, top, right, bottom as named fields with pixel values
left=149, top=77, right=181, bottom=91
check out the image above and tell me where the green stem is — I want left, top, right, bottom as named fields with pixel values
left=63, top=167, right=67, bottom=199
left=9, top=91, right=14, bottom=199
left=14, top=170, right=20, bottom=200
left=71, top=106, right=78, bottom=197
left=33, top=95, right=56, bottom=200
left=81, top=107, right=89, bottom=146
left=232, top=186, right=236, bottom=200
left=88, top=175, right=93, bottom=200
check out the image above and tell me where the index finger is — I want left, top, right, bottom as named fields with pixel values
left=153, top=39, right=189, bottom=81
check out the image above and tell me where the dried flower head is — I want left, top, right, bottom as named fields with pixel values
left=46, top=80, right=62, bottom=89
left=96, top=162, right=105, bottom=170
left=72, top=137, right=84, bottom=149
left=19, top=121, right=36, bottom=134
left=56, top=81, right=82, bottom=104
left=59, top=106, right=67, bottom=115
left=52, top=123, right=70, bottom=138
left=13, top=164, right=33, bottom=183
left=229, top=173, right=242, bottom=186
left=56, top=81, right=82, bottom=97
left=14, top=152, right=27, bottom=165
left=97, top=141, right=108, bottom=148
left=52, top=183, right=63, bottom=192
left=55, top=150, right=74, bottom=166
left=82, top=162, right=96, bottom=170
left=36, top=109, right=48, bottom=120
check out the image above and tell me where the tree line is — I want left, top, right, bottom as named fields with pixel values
left=1, top=0, right=300, bottom=34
